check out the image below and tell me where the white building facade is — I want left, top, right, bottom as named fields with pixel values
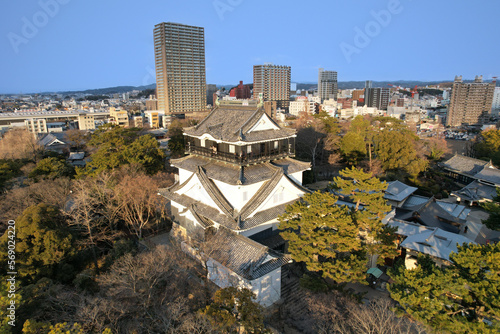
left=160, top=104, right=310, bottom=306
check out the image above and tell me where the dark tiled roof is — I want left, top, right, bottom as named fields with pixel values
left=395, top=199, right=462, bottom=234
left=160, top=190, right=239, bottom=229
left=474, top=167, right=500, bottom=186
left=171, top=155, right=310, bottom=185
left=205, top=227, right=291, bottom=280
left=184, top=105, right=295, bottom=143
left=189, top=205, right=214, bottom=228
left=451, top=180, right=498, bottom=202
left=171, top=155, right=275, bottom=185
left=384, top=181, right=418, bottom=202
left=159, top=187, right=301, bottom=231
left=271, top=158, right=311, bottom=174
left=242, top=200, right=298, bottom=230
left=440, top=154, right=490, bottom=176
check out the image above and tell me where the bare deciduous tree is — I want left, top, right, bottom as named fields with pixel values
left=113, top=172, right=168, bottom=238
left=69, top=174, right=121, bottom=272
left=304, top=292, right=428, bottom=334
left=0, top=177, right=71, bottom=233
left=0, top=129, right=42, bottom=161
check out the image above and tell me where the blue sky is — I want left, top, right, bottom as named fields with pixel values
left=1, top=0, right=499, bottom=93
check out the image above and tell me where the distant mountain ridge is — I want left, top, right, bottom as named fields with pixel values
left=6, top=79, right=499, bottom=96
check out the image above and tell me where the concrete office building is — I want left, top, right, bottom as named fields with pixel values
left=253, top=64, right=291, bottom=110
left=446, top=75, right=496, bottom=127
left=154, top=22, right=206, bottom=115
left=318, top=68, right=338, bottom=102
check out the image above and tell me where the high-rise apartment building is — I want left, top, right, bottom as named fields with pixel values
left=206, top=84, right=218, bottom=106
left=365, top=88, right=389, bottom=110
left=491, top=87, right=500, bottom=117
left=318, top=68, right=338, bottom=101
left=154, top=22, right=206, bottom=115
left=253, top=64, right=291, bottom=110
left=446, top=75, right=496, bottom=126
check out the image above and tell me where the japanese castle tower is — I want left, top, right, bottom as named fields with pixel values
left=159, top=103, right=310, bottom=306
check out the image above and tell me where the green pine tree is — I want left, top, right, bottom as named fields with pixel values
left=279, top=191, right=367, bottom=284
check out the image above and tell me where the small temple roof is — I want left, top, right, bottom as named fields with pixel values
left=384, top=180, right=418, bottom=202
left=183, top=105, right=295, bottom=143
left=440, top=154, right=491, bottom=176
left=451, top=180, right=498, bottom=202
left=388, top=219, right=474, bottom=262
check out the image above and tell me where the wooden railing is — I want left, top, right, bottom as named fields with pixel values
left=185, top=145, right=293, bottom=165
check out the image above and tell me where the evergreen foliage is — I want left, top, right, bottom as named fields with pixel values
left=389, top=244, right=500, bottom=333
left=279, top=191, right=367, bottom=284
left=80, top=124, right=165, bottom=176
left=482, top=187, right=500, bottom=230
left=29, top=157, right=75, bottom=181
left=202, top=287, right=268, bottom=333
left=0, top=204, right=75, bottom=284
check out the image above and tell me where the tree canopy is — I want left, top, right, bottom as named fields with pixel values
left=279, top=191, right=367, bottom=284
left=80, top=125, right=165, bottom=176
left=481, top=187, right=500, bottom=231
left=389, top=243, right=500, bottom=333
left=167, top=120, right=185, bottom=158
left=374, top=129, right=428, bottom=178
left=0, top=204, right=75, bottom=284
left=474, top=129, right=500, bottom=166
left=29, top=157, right=75, bottom=181
left=202, top=287, right=267, bottom=333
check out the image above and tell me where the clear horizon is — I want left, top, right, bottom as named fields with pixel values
left=1, top=0, right=499, bottom=93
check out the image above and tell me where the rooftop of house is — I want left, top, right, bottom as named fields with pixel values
left=395, top=197, right=464, bottom=234
left=474, top=166, right=500, bottom=186
left=388, top=219, right=475, bottom=262
left=440, top=154, right=492, bottom=176
left=452, top=180, right=498, bottom=202
left=183, top=104, right=295, bottom=143
left=384, top=180, right=418, bottom=202
left=68, top=152, right=85, bottom=160
left=38, top=133, right=67, bottom=147
left=205, top=227, right=291, bottom=280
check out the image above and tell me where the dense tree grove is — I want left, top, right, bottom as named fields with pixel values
left=79, top=124, right=165, bottom=176
left=294, top=114, right=431, bottom=182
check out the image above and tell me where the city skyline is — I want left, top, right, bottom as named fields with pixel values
left=1, top=0, right=500, bottom=93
